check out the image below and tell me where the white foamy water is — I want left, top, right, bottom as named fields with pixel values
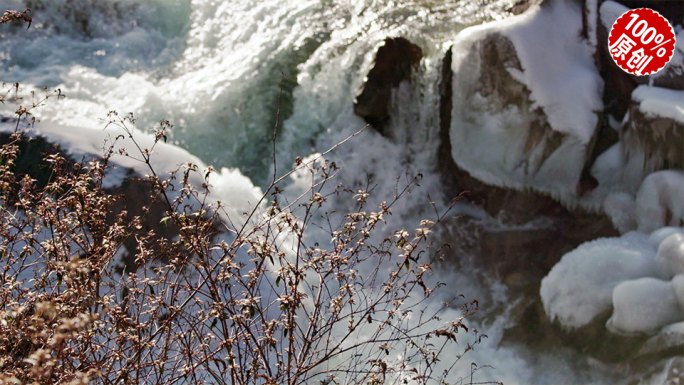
left=0, top=1, right=627, bottom=383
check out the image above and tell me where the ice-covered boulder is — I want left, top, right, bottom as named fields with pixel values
left=620, top=88, right=684, bottom=190
left=448, top=1, right=602, bottom=205
left=649, top=227, right=684, bottom=249
left=638, top=321, right=684, bottom=356
left=606, top=277, right=683, bottom=335
left=540, top=231, right=660, bottom=329
left=655, top=234, right=684, bottom=278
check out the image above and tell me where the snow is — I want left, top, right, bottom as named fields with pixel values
left=541, top=167, right=684, bottom=333
left=631, top=86, right=684, bottom=124
left=635, top=170, right=684, bottom=233
left=654, top=233, right=684, bottom=278
left=662, top=321, right=684, bottom=335
left=649, top=227, right=684, bottom=249
left=602, top=192, right=636, bottom=234
left=449, top=1, right=603, bottom=205
left=0, top=121, right=263, bottom=228
left=540, top=231, right=660, bottom=329
left=606, top=277, right=683, bottom=335
left=599, top=1, right=629, bottom=31
left=585, top=0, right=598, bottom=54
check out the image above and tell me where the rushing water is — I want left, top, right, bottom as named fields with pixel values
left=0, top=1, right=626, bottom=383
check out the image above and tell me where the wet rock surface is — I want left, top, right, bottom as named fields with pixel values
left=353, top=37, right=422, bottom=135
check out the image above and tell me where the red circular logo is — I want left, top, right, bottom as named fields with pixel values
left=608, top=8, right=676, bottom=76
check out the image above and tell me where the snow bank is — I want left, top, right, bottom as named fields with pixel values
left=449, top=1, right=602, bottom=205
left=631, top=86, right=684, bottom=125
left=635, top=170, right=684, bottom=233
left=607, top=277, right=683, bottom=335
left=540, top=231, right=659, bottom=329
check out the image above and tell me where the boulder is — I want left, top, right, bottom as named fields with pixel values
left=447, top=1, right=604, bottom=206
left=436, top=6, right=617, bottom=292
left=621, top=86, right=684, bottom=188
left=353, top=37, right=422, bottom=135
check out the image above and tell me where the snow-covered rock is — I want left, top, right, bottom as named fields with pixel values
left=540, top=231, right=660, bottom=329
left=638, top=321, right=684, bottom=357
left=606, top=277, right=683, bottom=335
left=449, top=1, right=602, bottom=206
left=620, top=88, right=684, bottom=190
left=0, top=120, right=263, bottom=227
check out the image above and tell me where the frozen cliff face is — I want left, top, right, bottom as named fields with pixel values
left=448, top=1, right=603, bottom=206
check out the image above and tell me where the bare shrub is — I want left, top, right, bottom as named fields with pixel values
left=0, top=77, right=493, bottom=385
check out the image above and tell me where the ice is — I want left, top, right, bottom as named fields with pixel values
left=635, top=170, right=684, bottom=233
left=591, top=142, right=625, bottom=190
left=602, top=192, right=636, bottom=234
left=662, top=321, right=684, bottom=335
left=631, top=86, right=684, bottom=124
left=654, top=233, right=684, bottom=278
left=673, top=274, right=684, bottom=310
left=649, top=227, right=684, bottom=249
left=540, top=231, right=660, bottom=329
left=606, top=277, right=683, bottom=335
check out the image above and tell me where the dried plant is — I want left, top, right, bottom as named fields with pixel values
left=0, top=8, right=32, bottom=28
left=0, top=48, right=494, bottom=385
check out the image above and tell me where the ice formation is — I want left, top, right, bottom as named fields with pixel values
left=655, top=233, right=684, bottom=278
left=542, top=225, right=684, bottom=335
left=606, top=277, right=683, bottom=335
left=635, top=170, right=684, bottom=234
left=540, top=231, right=660, bottom=329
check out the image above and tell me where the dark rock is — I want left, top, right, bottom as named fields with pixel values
left=104, top=175, right=181, bottom=272
left=596, top=5, right=638, bottom=121
left=508, top=0, right=546, bottom=15
left=353, top=37, right=422, bottom=135
left=0, top=132, right=64, bottom=190
left=612, top=1, right=683, bottom=27
left=438, top=46, right=459, bottom=198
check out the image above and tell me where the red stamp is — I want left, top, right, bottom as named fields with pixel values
left=608, top=8, right=676, bottom=76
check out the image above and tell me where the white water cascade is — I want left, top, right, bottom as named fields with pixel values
left=2, top=0, right=670, bottom=383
